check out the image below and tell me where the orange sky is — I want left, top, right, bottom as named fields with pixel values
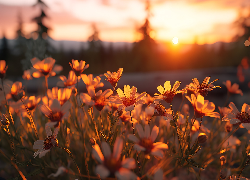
left=0, top=0, right=250, bottom=44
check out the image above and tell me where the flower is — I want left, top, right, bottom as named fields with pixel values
left=92, top=137, right=137, bottom=180
left=22, top=70, right=33, bottom=80
left=47, top=87, right=72, bottom=105
left=40, top=99, right=71, bottom=127
left=31, top=57, right=62, bottom=78
left=223, top=80, right=243, bottom=96
left=222, top=102, right=250, bottom=130
left=244, top=40, right=250, bottom=47
left=186, top=94, right=220, bottom=118
left=104, top=68, right=123, bottom=88
left=186, top=77, right=220, bottom=96
left=128, top=124, right=168, bottom=158
left=218, top=106, right=231, bottom=120
left=115, top=85, right=146, bottom=111
left=80, top=86, right=113, bottom=111
left=20, top=96, right=41, bottom=117
left=69, top=59, right=89, bottom=76
left=81, top=74, right=104, bottom=89
left=6, top=81, right=25, bottom=101
left=0, top=60, right=8, bottom=79
left=155, top=81, right=182, bottom=103
left=33, top=122, right=59, bottom=158
left=58, top=70, right=78, bottom=88
left=148, top=101, right=172, bottom=120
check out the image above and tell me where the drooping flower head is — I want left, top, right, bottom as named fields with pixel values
left=115, top=85, right=146, bottom=111
left=92, top=137, right=137, bottom=180
left=223, top=102, right=250, bottom=130
left=128, top=124, right=168, bottom=158
left=186, top=77, right=220, bottom=97
left=69, top=59, right=89, bottom=76
left=104, top=68, right=123, bottom=89
left=223, top=80, right=243, bottom=96
left=31, top=57, right=62, bottom=78
left=186, top=94, right=220, bottom=119
left=0, top=60, right=8, bottom=79
left=155, top=81, right=182, bottom=103
left=40, top=99, right=71, bottom=127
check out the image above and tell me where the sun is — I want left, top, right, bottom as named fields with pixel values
left=172, top=37, right=178, bottom=44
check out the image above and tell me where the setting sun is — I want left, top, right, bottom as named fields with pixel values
left=172, top=37, right=179, bottom=44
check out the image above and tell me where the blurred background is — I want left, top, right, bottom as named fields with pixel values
left=1, top=0, right=250, bottom=99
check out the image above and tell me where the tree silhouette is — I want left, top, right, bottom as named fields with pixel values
left=131, top=0, right=157, bottom=71
left=0, top=32, right=10, bottom=63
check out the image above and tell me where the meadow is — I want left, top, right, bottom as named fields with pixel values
left=0, top=56, right=250, bottom=180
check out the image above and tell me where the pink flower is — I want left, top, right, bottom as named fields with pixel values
left=223, top=102, right=250, bottom=130
left=223, top=80, right=243, bottom=96
left=92, top=137, right=137, bottom=180
left=128, top=124, right=168, bottom=158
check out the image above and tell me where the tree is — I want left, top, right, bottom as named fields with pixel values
left=131, top=0, right=157, bottom=72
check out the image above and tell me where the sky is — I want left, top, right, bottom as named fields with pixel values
left=0, top=0, right=250, bottom=44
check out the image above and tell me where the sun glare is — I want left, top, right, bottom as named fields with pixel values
left=172, top=37, right=178, bottom=44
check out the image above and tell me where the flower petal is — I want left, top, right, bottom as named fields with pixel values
left=128, top=134, right=139, bottom=143
left=101, top=142, right=111, bottom=159
left=134, top=144, right=146, bottom=151
left=96, top=164, right=110, bottom=179
left=122, top=158, right=136, bottom=169
left=135, top=124, right=145, bottom=138
left=115, top=167, right=137, bottom=180
left=92, top=144, right=104, bottom=163
left=150, top=125, right=159, bottom=142
left=113, top=137, right=123, bottom=160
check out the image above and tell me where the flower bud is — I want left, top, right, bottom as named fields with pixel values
left=220, top=156, right=226, bottom=166
left=89, top=138, right=96, bottom=146
left=225, top=122, right=232, bottom=132
left=0, top=114, right=10, bottom=125
left=198, top=133, right=207, bottom=144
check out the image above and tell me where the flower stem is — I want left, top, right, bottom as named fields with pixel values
left=58, top=146, right=82, bottom=180
left=20, top=98, right=38, bottom=140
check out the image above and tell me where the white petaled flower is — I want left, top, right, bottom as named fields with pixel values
left=114, top=85, right=147, bottom=111
left=33, top=122, right=59, bottom=158
left=128, top=124, right=168, bottom=158
left=40, top=99, right=71, bottom=128
left=92, top=137, right=137, bottom=180
left=80, top=86, right=113, bottom=111
left=223, top=102, right=250, bottom=130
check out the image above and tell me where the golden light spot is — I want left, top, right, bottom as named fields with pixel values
left=172, top=37, right=178, bottom=44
